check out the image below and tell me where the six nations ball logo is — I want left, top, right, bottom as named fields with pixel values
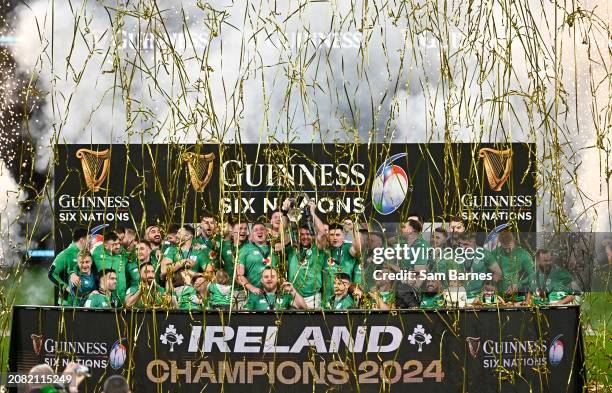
left=466, top=335, right=566, bottom=369
left=548, top=334, right=564, bottom=366
left=109, top=339, right=128, bottom=370
left=372, top=153, right=411, bottom=215
left=30, top=334, right=125, bottom=370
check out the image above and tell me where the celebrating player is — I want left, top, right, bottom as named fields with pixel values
left=84, top=269, right=119, bottom=308
left=369, top=265, right=396, bottom=310
left=493, top=231, right=535, bottom=304
left=144, top=224, right=163, bottom=262
left=236, top=222, right=285, bottom=300
left=320, top=219, right=362, bottom=305
left=124, top=262, right=169, bottom=309
left=89, top=231, right=138, bottom=306
left=160, top=225, right=213, bottom=283
left=66, top=252, right=98, bottom=307
left=361, top=230, right=386, bottom=292
left=194, top=214, right=223, bottom=267
left=223, top=221, right=249, bottom=308
left=398, top=219, right=430, bottom=275
left=120, top=229, right=137, bottom=255
left=325, top=272, right=362, bottom=310
left=286, top=219, right=326, bottom=309
left=48, top=227, right=89, bottom=305
left=163, top=224, right=180, bottom=249
left=268, top=210, right=286, bottom=239
left=431, top=227, right=448, bottom=248
left=533, top=249, right=577, bottom=305
left=245, top=266, right=307, bottom=311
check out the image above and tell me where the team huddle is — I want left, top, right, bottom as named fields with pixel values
left=48, top=201, right=579, bottom=311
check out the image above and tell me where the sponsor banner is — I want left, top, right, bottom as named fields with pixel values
left=9, top=306, right=582, bottom=392
left=53, top=143, right=536, bottom=250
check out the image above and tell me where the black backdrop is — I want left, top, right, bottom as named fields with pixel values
left=54, top=143, right=536, bottom=251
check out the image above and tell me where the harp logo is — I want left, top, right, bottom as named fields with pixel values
left=372, top=153, right=410, bottom=215
left=466, top=336, right=481, bottom=358
left=183, top=152, right=216, bottom=192
left=479, top=148, right=512, bottom=191
left=31, top=334, right=44, bottom=355
left=76, top=148, right=111, bottom=192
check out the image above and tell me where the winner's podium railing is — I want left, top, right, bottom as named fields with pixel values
left=9, top=306, right=585, bottom=393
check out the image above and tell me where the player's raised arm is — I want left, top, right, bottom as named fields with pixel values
left=346, top=219, right=361, bottom=258
left=308, top=201, right=327, bottom=249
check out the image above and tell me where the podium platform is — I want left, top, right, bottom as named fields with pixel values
left=9, top=305, right=584, bottom=392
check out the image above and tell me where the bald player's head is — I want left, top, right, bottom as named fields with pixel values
left=103, top=375, right=131, bottom=393
left=28, top=364, right=55, bottom=389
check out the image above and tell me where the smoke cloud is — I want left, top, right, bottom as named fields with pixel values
left=0, top=159, right=25, bottom=265
left=4, top=0, right=610, bottom=233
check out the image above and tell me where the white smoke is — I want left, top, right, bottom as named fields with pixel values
left=8, top=0, right=611, bottom=231
left=0, top=159, right=26, bottom=265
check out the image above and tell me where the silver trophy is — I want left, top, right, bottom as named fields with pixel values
left=288, top=193, right=311, bottom=224
left=287, top=203, right=303, bottom=224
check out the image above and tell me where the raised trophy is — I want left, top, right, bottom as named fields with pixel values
left=300, top=194, right=316, bottom=236
left=287, top=200, right=303, bottom=224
